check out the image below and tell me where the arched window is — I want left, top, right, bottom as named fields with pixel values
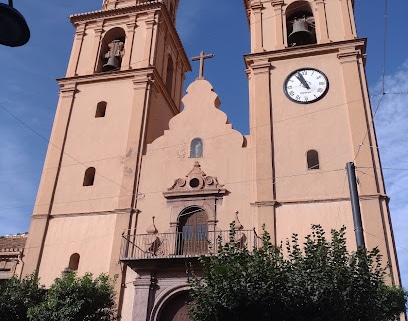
left=177, top=207, right=208, bottom=255
left=68, top=253, right=80, bottom=271
left=190, top=138, right=203, bottom=158
left=83, top=167, right=96, bottom=186
left=97, top=27, right=126, bottom=73
left=95, top=101, right=107, bottom=118
left=166, top=55, right=174, bottom=94
left=307, top=150, right=320, bottom=170
left=286, top=1, right=316, bottom=47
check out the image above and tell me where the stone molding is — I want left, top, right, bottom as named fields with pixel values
left=30, top=209, right=133, bottom=219
left=162, top=162, right=227, bottom=231
left=149, top=284, right=190, bottom=321
left=244, top=38, right=366, bottom=66
left=163, top=162, right=226, bottom=199
left=250, top=193, right=389, bottom=206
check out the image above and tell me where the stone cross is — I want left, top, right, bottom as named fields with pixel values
left=191, top=51, right=215, bottom=80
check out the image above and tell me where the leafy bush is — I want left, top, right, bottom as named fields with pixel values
left=0, top=272, right=116, bottom=321
left=189, top=225, right=407, bottom=321
left=0, top=273, right=45, bottom=321
left=27, top=272, right=116, bottom=321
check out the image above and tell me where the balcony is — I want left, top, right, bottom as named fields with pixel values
left=120, top=229, right=258, bottom=261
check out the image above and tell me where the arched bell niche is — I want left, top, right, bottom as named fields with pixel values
left=285, top=1, right=316, bottom=47
left=96, top=27, right=126, bottom=73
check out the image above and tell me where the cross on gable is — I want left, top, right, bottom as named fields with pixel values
left=191, top=50, right=215, bottom=80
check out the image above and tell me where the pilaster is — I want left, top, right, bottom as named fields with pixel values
left=66, top=23, right=86, bottom=77
left=314, top=0, right=330, bottom=43
left=143, top=15, right=157, bottom=67
left=250, top=1, right=264, bottom=53
left=89, top=23, right=104, bottom=74
left=123, top=16, right=138, bottom=70
left=132, top=272, right=154, bottom=321
left=338, top=0, right=356, bottom=39
left=337, top=45, right=378, bottom=195
left=33, top=83, right=77, bottom=215
left=23, top=83, right=77, bottom=277
left=117, top=72, right=154, bottom=209
left=248, top=58, right=274, bottom=202
left=252, top=201, right=277, bottom=245
left=271, top=0, right=285, bottom=49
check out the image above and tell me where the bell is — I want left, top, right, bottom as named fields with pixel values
left=288, top=19, right=314, bottom=46
left=102, top=56, right=119, bottom=72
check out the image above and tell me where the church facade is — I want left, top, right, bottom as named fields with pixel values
left=21, top=0, right=402, bottom=320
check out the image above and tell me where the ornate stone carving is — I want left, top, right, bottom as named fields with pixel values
left=163, top=162, right=226, bottom=198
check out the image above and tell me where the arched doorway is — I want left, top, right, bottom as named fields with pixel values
left=159, top=291, right=190, bottom=321
left=177, top=207, right=208, bottom=255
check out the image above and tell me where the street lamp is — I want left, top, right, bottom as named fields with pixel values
left=0, top=0, right=30, bottom=47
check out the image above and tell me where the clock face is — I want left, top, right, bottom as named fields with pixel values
left=284, top=68, right=329, bottom=104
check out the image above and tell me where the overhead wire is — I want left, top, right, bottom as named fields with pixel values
left=0, top=1, right=337, bottom=202
left=0, top=102, right=132, bottom=194
left=0, top=94, right=374, bottom=179
left=2, top=1, right=408, bottom=262
left=0, top=0, right=388, bottom=180
left=0, top=167, right=346, bottom=212
left=353, top=0, right=391, bottom=163
left=0, top=1, right=390, bottom=217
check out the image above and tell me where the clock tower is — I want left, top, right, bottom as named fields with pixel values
left=244, top=0, right=401, bottom=285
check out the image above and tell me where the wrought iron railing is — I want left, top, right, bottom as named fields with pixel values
left=120, top=229, right=257, bottom=260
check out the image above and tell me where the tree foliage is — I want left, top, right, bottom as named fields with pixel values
left=27, top=272, right=117, bottom=321
left=0, top=272, right=116, bottom=321
left=189, top=225, right=407, bottom=321
left=0, top=273, right=46, bottom=321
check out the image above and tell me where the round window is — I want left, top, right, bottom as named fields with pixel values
left=189, top=178, right=200, bottom=188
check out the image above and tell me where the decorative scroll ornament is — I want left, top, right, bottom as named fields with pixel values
left=163, top=161, right=226, bottom=198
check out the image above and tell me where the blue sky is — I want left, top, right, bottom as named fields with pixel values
left=1, top=0, right=407, bottom=288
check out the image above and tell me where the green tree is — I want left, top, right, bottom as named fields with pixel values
left=189, top=225, right=407, bottom=321
left=27, top=272, right=117, bottom=321
left=0, top=273, right=46, bottom=321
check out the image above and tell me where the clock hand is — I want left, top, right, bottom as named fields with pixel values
left=295, top=73, right=311, bottom=90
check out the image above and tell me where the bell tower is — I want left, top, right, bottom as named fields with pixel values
left=23, top=0, right=190, bottom=286
left=244, top=0, right=401, bottom=285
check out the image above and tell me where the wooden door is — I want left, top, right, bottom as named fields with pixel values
left=178, top=210, right=208, bottom=255
left=160, top=292, right=190, bottom=321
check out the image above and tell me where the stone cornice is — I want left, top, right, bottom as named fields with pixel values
left=250, top=193, right=389, bottom=207
left=57, top=67, right=180, bottom=121
left=30, top=208, right=133, bottom=220
left=70, top=2, right=160, bottom=23
left=244, top=38, right=367, bottom=66
left=251, top=201, right=277, bottom=207
left=57, top=67, right=158, bottom=87
left=271, top=0, right=285, bottom=6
